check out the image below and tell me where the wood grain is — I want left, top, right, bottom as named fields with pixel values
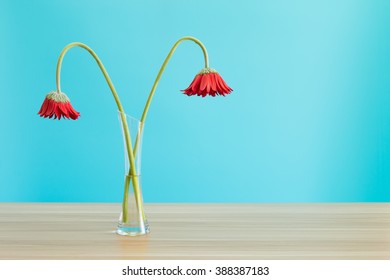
left=0, top=203, right=389, bottom=259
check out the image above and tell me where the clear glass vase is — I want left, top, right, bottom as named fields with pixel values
left=116, top=111, right=150, bottom=236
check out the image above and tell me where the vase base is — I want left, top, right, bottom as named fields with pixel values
left=116, top=224, right=150, bottom=236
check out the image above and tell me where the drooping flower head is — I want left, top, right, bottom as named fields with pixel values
left=38, top=91, right=80, bottom=120
left=182, top=67, right=233, bottom=97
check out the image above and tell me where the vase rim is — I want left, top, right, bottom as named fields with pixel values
left=117, top=110, right=141, bottom=123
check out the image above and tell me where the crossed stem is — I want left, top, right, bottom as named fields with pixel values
left=55, top=37, right=209, bottom=225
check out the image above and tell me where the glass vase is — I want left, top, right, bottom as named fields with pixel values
left=116, top=111, right=150, bottom=236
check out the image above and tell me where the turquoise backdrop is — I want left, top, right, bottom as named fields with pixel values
left=0, top=0, right=389, bottom=202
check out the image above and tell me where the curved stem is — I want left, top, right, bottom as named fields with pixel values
left=55, top=42, right=143, bottom=223
left=56, top=42, right=124, bottom=112
left=133, top=36, right=209, bottom=156
left=140, top=36, right=208, bottom=124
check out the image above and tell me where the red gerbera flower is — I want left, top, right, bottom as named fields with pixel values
left=182, top=68, right=233, bottom=97
left=38, top=91, right=80, bottom=120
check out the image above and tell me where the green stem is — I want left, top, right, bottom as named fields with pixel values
left=55, top=42, right=143, bottom=223
left=133, top=36, right=209, bottom=157
left=122, top=175, right=131, bottom=222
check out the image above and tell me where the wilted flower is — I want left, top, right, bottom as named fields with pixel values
left=38, top=91, right=80, bottom=120
left=37, top=37, right=233, bottom=236
left=182, top=67, right=233, bottom=97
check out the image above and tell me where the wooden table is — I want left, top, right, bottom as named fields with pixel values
left=0, top=203, right=389, bottom=259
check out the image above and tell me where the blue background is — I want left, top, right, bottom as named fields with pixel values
left=1, top=0, right=389, bottom=202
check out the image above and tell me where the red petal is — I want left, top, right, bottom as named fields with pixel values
left=59, top=102, right=70, bottom=119
left=217, top=74, right=233, bottom=93
left=54, top=104, right=61, bottom=119
left=199, top=74, right=209, bottom=92
left=191, top=75, right=202, bottom=94
left=215, top=75, right=226, bottom=93
left=182, top=75, right=201, bottom=95
left=205, top=76, right=211, bottom=94
left=215, top=74, right=231, bottom=94
left=65, top=102, right=80, bottom=120
left=45, top=99, right=55, bottom=117
left=182, top=75, right=198, bottom=95
left=38, top=98, right=49, bottom=116
left=210, top=73, right=217, bottom=92
left=220, top=79, right=233, bottom=93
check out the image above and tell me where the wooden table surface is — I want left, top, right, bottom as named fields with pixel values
left=0, top=203, right=389, bottom=259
